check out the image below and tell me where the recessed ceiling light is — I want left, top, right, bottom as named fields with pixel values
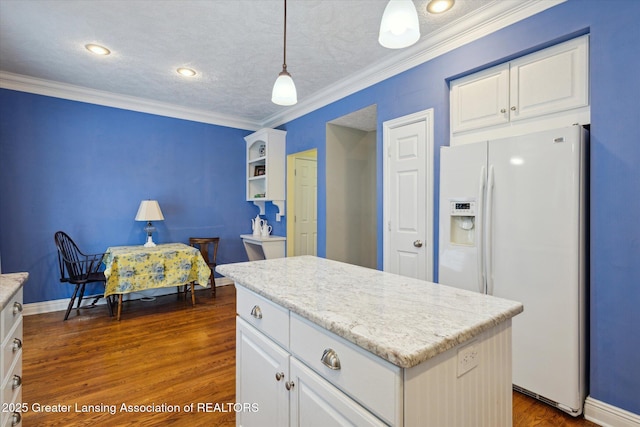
left=177, top=67, right=197, bottom=77
left=85, top=44, right=111, bottom=55
left=426, top=0, right=454, bottom=14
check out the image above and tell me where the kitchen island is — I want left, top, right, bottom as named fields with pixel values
left=217, top=256, right=523, bottom=426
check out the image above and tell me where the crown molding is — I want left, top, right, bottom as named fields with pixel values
left=261, top=0, right=566, bottom=129
left=0, top=0, right=564, bottom=131
left=0, top=71, right=262, bottom=131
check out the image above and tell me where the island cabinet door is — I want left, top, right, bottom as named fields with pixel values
left=289, top=358, right=387, bottom=427
left=236, top=318, right=289, bottom=427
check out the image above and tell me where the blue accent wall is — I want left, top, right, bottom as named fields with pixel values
left=0, top=0, right=638, bottom=417
left=280, top=0, right=640, bottom=416
left=0, top=91, right=255, bottom=303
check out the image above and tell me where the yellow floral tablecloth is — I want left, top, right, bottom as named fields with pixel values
left=102, top=243, right=211, bottom=297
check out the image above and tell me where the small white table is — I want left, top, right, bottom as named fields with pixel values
left=240, top=234, right=286, bottom=261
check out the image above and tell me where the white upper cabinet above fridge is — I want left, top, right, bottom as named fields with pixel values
left=450, top=35, right=589, bottom=145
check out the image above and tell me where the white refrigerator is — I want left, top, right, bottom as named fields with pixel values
left=438, top=125, right=587, bottom=415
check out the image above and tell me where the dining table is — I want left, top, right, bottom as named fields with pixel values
left=102, top=243, right=211, bottom=320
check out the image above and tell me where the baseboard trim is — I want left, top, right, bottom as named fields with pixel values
left=585, top=396, right=640, bottom=427
left=23, top=278, right=234, bottom=316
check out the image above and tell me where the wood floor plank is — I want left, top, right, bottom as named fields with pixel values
left=22, top=285, right=599, bottom=426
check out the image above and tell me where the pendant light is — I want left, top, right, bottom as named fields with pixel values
left=272, top=0, right=297, bottom=106
left=378, top=0, right=421, bottom=49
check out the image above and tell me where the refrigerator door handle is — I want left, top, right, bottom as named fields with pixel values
left=477, top=166, right=486, bottom=294
left=485, top=165, right=495, bottom=295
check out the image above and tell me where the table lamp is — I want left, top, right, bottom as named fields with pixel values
left=135, top=200, right=164, bottom=247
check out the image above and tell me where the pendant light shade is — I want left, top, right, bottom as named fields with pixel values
left=378, top=0, right=421, bottom=49
left=272, top=0, right=297, bottom=106
left=272, top=68, right=297, bottom=106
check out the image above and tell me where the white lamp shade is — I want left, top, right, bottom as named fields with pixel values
left=135, top=200, right=164, bottom=221
left=378, top=0, right=421, bottom=49
left=272, top=72, right=298, bottom=106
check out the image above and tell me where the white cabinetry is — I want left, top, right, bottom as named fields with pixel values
left=1, top=288, right=23, bottom=427
left=451, top=63, right=511, bottom=132
left=245, top=128, right=286, bottom=218
left=289, top=358, right=385, bottom=427
left=451, top=35, right=589, bottom=144
left=235, top=286, right=392, bottom=426
left=234, top=283, right=514, bottom=426
left=237, top=317, right=289, bottom=427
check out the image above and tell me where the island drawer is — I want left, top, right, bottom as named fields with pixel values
left=1, top=289, right=23, bottom=339
left=0, top=352, right=22, bottom=413
left=2, top=318, right=22, bottom=377
left=290, top=313, right=402, bottom=425
left=236, top=285, right=289, bottom=349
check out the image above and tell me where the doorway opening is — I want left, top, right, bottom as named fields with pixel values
left=287, top=149, right=318, bottom=256
left=326, top=105, right=377, bottom=268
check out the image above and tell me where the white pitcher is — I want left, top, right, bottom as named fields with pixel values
left=261, top=223, right=272, bottom=237
left=251, top=215, right=264, bottom=236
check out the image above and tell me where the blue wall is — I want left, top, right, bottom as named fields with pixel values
left=0, top=91, right=256, bottom=303
left=280, top=0, right=640, bottom=416
left=0, top=0, right=638, bottom=417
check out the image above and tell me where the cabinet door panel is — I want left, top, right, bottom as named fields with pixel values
left=450, top=64, right=510, bottom=133
left=510, top=36, right=588, bottom=121
left=237, top=318, right=289, bottom=427
left=290, top=358, right=386, bottom=427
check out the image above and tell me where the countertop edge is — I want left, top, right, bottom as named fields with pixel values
left=0, top=272, right=29, bottom=310
left=224, top=271, right=523, bottom=369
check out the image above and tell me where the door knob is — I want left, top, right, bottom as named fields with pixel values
left=413, top=240, right=423, bottom=248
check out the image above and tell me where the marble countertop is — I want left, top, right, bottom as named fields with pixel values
left=0, top=272, right=28, bottom=310
left=217, top=256, right=523, bottom=369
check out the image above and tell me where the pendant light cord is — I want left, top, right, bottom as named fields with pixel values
left=282, top=0, right=288, bottom=72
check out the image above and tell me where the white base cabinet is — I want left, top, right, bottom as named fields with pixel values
left=237, top=318, right=385, bottom=427
left=290, top=358, right=385, bottom=427
left=235, top=284, right=514, bottom=426
left=1, top=287, right=23, bottom=427
left=236, top=317, right=289, bottom=427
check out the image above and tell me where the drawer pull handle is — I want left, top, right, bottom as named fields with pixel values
left=13, top=302, right=23, bottom=315
left=250, top=305, right=263, bottom=319
left=321, top=348, right=341, bottom=370
left=11, top=412, right=21, bottom=426
left=12, top=375, right=22, bottom=390
left=285, top=380, right=295, bottom=391
left=275, top=372, right=284, bottom=381
left=12, top=338, right=22, bottom=352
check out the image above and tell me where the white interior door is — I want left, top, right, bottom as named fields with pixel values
left=294, top=157, right=317, bottom=256
left=383, top=109, right=434, bottom=281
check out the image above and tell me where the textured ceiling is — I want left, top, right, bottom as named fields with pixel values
left=1, top=0, right=543, bottom=129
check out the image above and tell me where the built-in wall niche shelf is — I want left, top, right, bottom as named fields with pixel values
left=245, top=128, right=286, bottom=220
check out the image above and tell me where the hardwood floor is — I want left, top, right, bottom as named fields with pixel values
left=23, top=285, right=599, bottom=426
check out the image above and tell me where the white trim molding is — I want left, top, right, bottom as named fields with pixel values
left=0, top=71, right=262, bottom=131
left=0, top=1, right=565, bottom=131
left=23, top=277, right=234, bottom=317
left=585, top=396, right=640, bottom=427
